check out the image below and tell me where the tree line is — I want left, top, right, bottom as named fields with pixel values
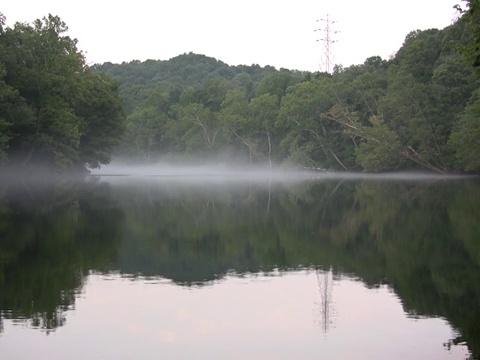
left=1, top=2, right=479, bottom=173
left=95, top=10, right=479, bottom=173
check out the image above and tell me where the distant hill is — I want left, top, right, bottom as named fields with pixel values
left=93, top=52, right=307, bottom=112
left=92, top=17, right=480, bottom=173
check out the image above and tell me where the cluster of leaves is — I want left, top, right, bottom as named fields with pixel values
left=96, top=14, right=479, bottom=173
left=0, top=14, right=125, bottom=171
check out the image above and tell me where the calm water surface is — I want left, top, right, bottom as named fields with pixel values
left=0, top=170, right=478, bottom=359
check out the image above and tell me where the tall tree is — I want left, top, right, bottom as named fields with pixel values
left=277, top=79, right=350, bottom=169
left=250, top=94, right=280, bottom=167
left=0, top=14, right=125, bottom=170
left=75, top=72, right=125, bottom=168
left=220, top=90, right=257, bottom=162
left=1, top=15, right=84, bottom=166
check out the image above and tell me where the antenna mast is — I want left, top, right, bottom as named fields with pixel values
left=315, top=14, right=338, bottom=73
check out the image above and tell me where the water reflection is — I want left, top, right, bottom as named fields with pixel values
left=316, top=268, right=335, bottom=333
left=0, top=177, right=124, bottom=332
left=1, top=272, right=471, bottom=360
left=0, top=174, right=479, bottom=359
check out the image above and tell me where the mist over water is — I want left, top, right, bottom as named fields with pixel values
left=89, top=162, right=472, bottom=183
left=1, top=161, right=479, bottom=359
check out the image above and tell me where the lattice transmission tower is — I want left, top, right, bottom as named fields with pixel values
left=314, top=14, right=338, bottom=73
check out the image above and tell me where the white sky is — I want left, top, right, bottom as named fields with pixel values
left=2, top=0, right=460, bottom=71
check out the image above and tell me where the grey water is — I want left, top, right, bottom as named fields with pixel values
left=0, top=166, right=478, bottom=359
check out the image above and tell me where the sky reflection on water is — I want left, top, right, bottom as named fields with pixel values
left=0, top=173, right=478, bottom=359
left=0, top=271, right=470, bottom=360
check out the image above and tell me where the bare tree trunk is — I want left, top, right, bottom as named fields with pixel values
left=191, top=112, right=218, bottom=149
left=233, top=130, right=255, bottom=164
left=265, top=122, right=272, bottom=168
left=329, top=150, right=349, bottom=171
left=401, top=147, right=447, bottom=174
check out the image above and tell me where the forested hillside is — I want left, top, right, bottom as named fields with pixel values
left=95, top=13, right=480, bottom=173
left=1, top=2, right=479, bottom=173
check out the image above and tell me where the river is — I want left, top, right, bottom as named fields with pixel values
left=0, top=168, right=478, bottom=359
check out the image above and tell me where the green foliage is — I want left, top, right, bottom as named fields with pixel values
left=0, top=14, right=124, bottom=170
left=0, top=64, right=19, bottom=163
left=123, top=99, right=167, bottom=160
left=255, top=71, right=297, bottom=102
left=278, top=78, right=354, bottom=169
left=394, top=29, right=443, bottom=83
left=172, top=103, right=223, bottom=154
left=76, top=73, right=125, bottom=168
left=0, top=118, right=10, bottom=162
left=455, top=0, right=480, bottom=70
left=1, top=7, right=478, bottom=173
left=449, top=90, right=480, bottom=171
left=88, top=10, right=479, bottom=174
left=220, top=90, right=257, bottom=161
left=355, top=117, right=404, bottom=171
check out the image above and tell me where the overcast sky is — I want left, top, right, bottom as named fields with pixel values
left=2, top=0, right=460, bottom=71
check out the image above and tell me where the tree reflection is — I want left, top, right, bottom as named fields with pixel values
left=108, top=177, right=480, bottom=357
left=0, top=177, right=124, bottom=332
left=0, top=175, right=479, bottom=357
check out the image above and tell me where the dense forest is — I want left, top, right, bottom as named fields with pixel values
left=1, top=1, right=480, bottom=173
left=92, top=4, right=480, bottom=174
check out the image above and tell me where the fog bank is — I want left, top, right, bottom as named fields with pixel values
left=89, top=162, right=472, bottom=183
